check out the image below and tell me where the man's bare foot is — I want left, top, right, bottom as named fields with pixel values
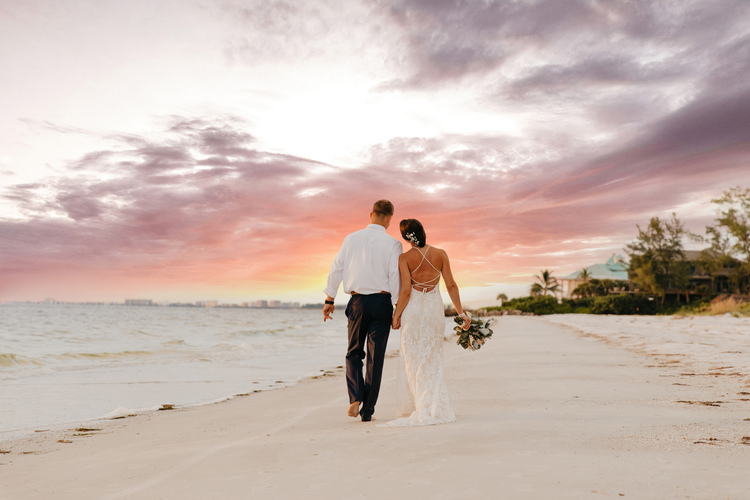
left=347, top=401, right=360, bottom=417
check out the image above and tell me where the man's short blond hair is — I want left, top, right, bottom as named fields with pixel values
left=372, top=199, right=394, bottom=216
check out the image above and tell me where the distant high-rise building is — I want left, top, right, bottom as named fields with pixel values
left=268, top=300, right=281, bottom=308
left=255, top=300, right=268, bottom=308
left=125, top=299, right=153, bottom=306
left=195, top=300, right=218, bottom=308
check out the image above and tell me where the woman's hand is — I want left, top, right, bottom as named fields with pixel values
left=461, top=312, right=471, bottom=331
left=392, top=314, right=401, bottom=330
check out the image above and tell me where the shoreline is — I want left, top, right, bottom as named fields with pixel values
left=0, top=363, right=350, bottom=453
left=0, top=326, right=404, bottom=448
left=0, top=305, right=353, bottom=436
left=0, top=305, right=414, bottom=437
left=0, top=364, right=347, bottom=445
left=3, top=316, right=749, bottom=499
left=0, top=369, right=346, bottom=447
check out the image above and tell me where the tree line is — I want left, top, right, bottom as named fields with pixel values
left=626, top=187, right=750, bottom=302
left=494, top=187, right=750, bottom=315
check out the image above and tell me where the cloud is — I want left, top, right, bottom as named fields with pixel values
left=5, top=86, right=750, bottom=297
left=529, top=84, right=750, bottom=205
left=219, top=0, right=390, bottom=71
left=382, top=0, right=750, bottom=90
left=3, top=0, right=750, bottom=301
left=19, top=118, right=94, bottom=136
left=0, top=117, right=330, bottom=291
left=379, top=0, right=629, bottom=88
left=507, top=56, right=688, bottom=96
left=2, top=105, right=750, bottom=301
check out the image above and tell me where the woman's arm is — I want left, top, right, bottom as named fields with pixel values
left=391, top=253, right=412, bottom=329
left=441, top=249, right=471, bottom=329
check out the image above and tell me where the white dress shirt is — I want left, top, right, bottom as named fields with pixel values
left=324, top=224, right=403, bottom=304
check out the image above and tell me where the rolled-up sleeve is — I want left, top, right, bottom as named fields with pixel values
left=323, top=240, right=347, bottom=298
left=387, top=241, right=402, bottom=304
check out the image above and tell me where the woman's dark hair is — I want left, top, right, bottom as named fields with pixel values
left=399, top=219, right=426, bottom=248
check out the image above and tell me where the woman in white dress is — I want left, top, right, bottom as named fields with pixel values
left=384, top=219, right=471, bottom=427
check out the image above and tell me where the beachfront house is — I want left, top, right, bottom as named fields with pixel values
left=560, top=250, right=740, bottom=300
left=559, top=254, right=630, bottom=298
left=683, top=250, right=738, bottom=295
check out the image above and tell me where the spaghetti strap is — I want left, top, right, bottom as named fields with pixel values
left=410, top=246, right=441, bottom=291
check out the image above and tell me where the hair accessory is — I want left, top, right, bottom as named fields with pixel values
left=405, top=232, right=420, bottom=245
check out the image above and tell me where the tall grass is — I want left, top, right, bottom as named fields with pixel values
left=675, top=297, right=750, bottom=317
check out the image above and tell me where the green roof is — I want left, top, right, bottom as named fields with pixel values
left=560, top=254, right=629, bottom=281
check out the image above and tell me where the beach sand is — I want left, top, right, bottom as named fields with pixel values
left=2, top=316, right=749, bottom=499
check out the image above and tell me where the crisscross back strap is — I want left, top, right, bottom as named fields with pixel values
left=410, top=246, right=441, bottom=290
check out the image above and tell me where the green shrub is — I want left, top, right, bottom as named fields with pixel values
left=503, top=295, right=562, bottom=315
left=495, top=293, right=692, bottom=316
left=672, top=296, right=713, bottom=315
left=590, top=294, right=658, bottom=315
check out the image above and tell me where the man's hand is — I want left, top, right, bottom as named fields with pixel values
left=323, top=303, right=335, bottom=322
left=392, top=314, right=401, bottom=330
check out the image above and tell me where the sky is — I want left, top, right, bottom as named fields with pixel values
left=2, top=0, right=750, bottom=306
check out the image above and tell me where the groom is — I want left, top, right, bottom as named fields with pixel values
left=323, top=200, right=403, bottom=422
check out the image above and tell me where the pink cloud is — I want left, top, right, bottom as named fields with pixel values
left=2, top=102, right=750, bottom=302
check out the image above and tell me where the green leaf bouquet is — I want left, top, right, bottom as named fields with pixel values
left=453, top=313, right=493, bottom=351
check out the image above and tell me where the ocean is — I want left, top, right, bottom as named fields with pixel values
left=0, top=303, right=389, bottom=437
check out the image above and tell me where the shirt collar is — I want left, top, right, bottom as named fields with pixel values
left=367, top=224, right=386, bottom=231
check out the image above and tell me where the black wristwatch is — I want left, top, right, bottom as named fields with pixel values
left=325, top=300, right=334, bottom=305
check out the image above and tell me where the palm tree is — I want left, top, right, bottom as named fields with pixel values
left=496, top=293, right=508, bottom=305
left=579, top=268, right=591, bottom=282
left=530, top=283, right=543, bottom=296
left=572, top=282, right=592, bottom=298
left=534, top=269, right=560, bottom=297
left=571, top=268, right=592, bottom=298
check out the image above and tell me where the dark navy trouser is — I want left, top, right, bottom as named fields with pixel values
left=345, top=293, right=392, bottom=418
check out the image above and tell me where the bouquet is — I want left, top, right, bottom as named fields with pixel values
left=453, top=313, right=493, bottom=351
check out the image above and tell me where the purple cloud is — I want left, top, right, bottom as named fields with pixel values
left=2, top=107, right=749, bottom=300
left=383, top=0, right=750, bottom=90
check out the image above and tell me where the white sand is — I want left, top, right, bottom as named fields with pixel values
left=542, top=314, right=750, bottom=376
left=2, top=316, right=749, bottom=499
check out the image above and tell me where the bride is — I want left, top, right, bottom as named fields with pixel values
left=383, top=218, right=471, bottom=427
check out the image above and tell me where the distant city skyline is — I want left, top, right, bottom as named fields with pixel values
left=2, top=2, right=750, bottom=305
left=16, top=298, right=310, bottom=308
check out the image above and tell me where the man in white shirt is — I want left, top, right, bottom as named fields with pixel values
left=323, top=200, right=403, bottom=422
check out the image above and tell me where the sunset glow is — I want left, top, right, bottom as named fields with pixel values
left=2, top=1, right=750, bottom=305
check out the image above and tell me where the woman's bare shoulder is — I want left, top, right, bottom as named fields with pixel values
left=429, top=246, right=447, bottom=257
left=400, top=247, right=420, bottom=261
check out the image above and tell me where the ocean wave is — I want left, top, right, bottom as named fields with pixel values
left=0, top=353, right=42, bottom=367
left=127, top=329, right=159, bottom=337
left=161, top=339, right=187, bottom=347
left=228, top=328, right=288, bottom=337
left=59, top=350, right=157, bottom=360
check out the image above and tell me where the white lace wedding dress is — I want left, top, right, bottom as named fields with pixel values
left=383, top=247, right=456, bottom=427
